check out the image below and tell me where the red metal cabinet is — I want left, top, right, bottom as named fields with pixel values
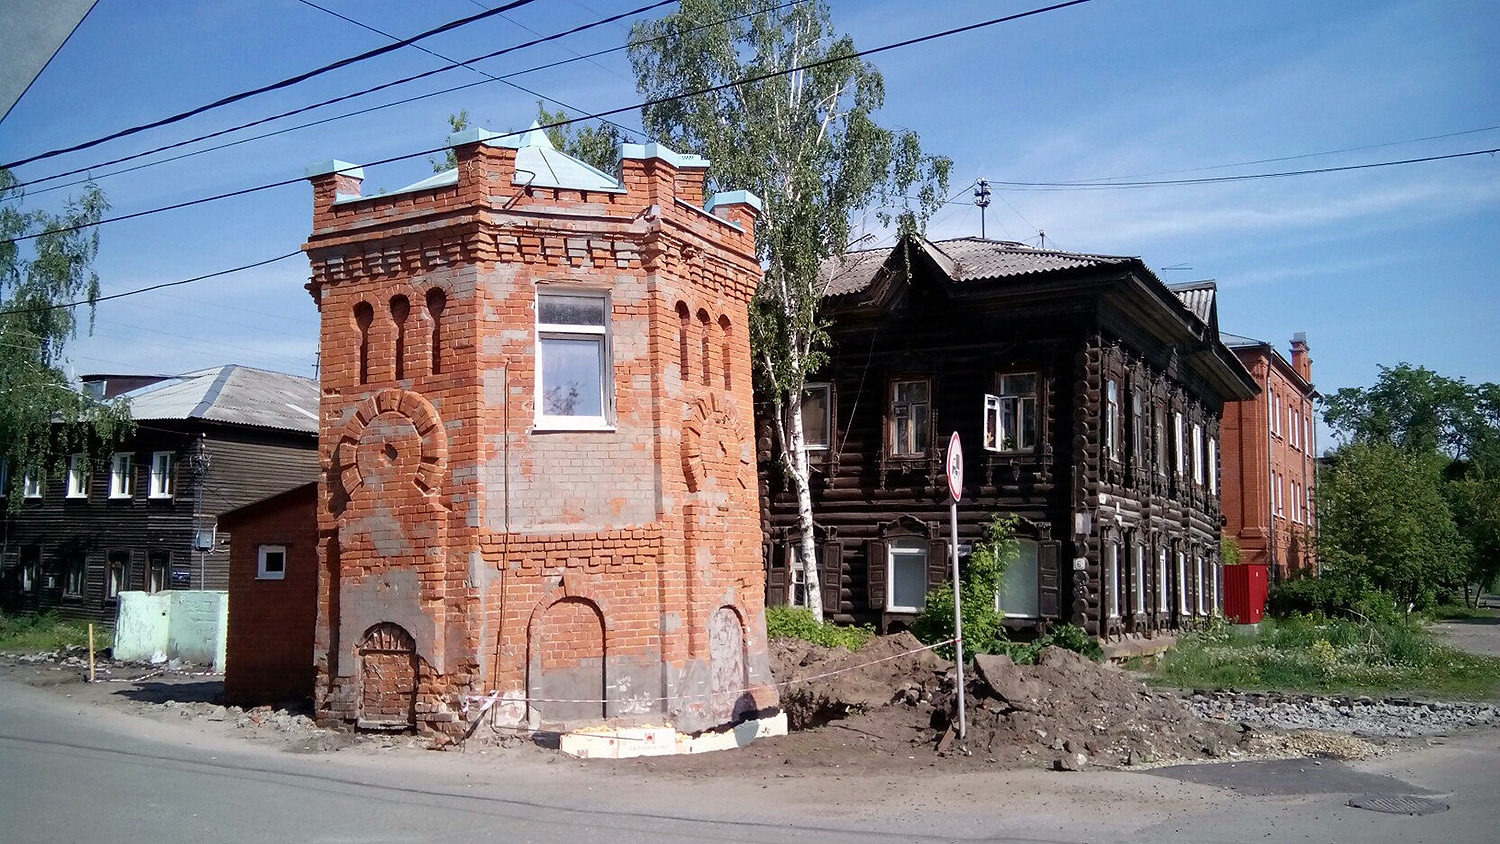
left=1223, top=564, right=1269, bottom=624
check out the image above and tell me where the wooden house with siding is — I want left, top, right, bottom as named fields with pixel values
left=0, top=365, right=319, bottom=623
left=760, top=237, right=1258, bottom=641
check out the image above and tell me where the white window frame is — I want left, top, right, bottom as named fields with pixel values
left=1131, top=543, right=1146, bottom=615
left=887, top=537, right=929, bottom=613
left=801, top=383, right=832, bottom=451
left=1176, top=550, right=1189, bottom=615
left=109, top=453, right=134, bottom=499
left=998, top=539, right=1041, bottom=618
left=257, top=544, right=288, bottom=581
left=1104, top=540, right=1120, bottom=619
left=534, top=288, right=614, bottom=431
left=1208, top=437, right=1219, bottom=495
left=1157, top=548, right=1170, bottom=612
left=1192, top=423, right=1205, bottom=485
left=1196, top=555, right=1208, bottom=616
left=1104, top=380, right=1121, bottom=461
left=66, top=454, right=89, bottom=499
left=983, top=373, right=1039, bottom=453
left=22, top=470, right=43, bottom=499
left=889, top=379, right=931, bottom=457
left=1173, top=412, right=1186, bottom=476
left=1131, top=391, right=1146, bottom=466
left=148, top=451, right=175, bottom=499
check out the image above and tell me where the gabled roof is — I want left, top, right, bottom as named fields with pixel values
left=1167, top=280, right=1220, bottom=335
left=118, top=365, right=319, bottom=434
left=393, top=122, right=624, bottom=197
left=820, top=236, right=1132, bottom=297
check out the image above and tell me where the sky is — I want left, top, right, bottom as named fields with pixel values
left=1, top=0, right=1496, bottom=435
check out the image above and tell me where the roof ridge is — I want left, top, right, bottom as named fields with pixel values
left=189, top=365, right=236, bottom=419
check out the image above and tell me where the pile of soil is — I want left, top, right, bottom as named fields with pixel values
left=770, top=635, right=1252, bottom=769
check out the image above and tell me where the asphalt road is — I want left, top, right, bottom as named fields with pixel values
left=2, top=675, right=1496, bottom=844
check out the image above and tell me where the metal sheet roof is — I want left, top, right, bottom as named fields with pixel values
left=393, top=122, right=623, bottom=197
left=1167, top=281, right=1217, bottom=325
left=119, top=365, right=319, bottom=433
left=820, top=237, right=1132, bottom=296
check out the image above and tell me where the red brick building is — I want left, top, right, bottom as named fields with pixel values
left=1220, top=333, right=1318, bottom=580
left=222, top=482, right=317, bottom=706
left=301, top=125, right=779, bottom=748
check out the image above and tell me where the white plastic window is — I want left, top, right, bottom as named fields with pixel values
left=536, top=290, right=612, bottom=429
left=66, top=454, right=89, bottom=498
left=998, top=539, right=1041, bottom=617
left=109, top=453, right=134, bottom=498
left=887, top=537, right=928, bottom=612
left=983, top=374, right=1037, bottom=452
left=149, top=452, right=174, bottom=498
left=257, top=545, right=287, bottom=580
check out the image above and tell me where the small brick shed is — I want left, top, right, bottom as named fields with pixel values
left=301, top=124, right=779, bottom=745
left=222, top=482, right=318, bottom=706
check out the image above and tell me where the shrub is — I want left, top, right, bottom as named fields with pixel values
left=765, top=605, right=875, bottom=650
left=996, top=623, right=1104, bottom=665
left=912, top=515, right=1017, bottom=659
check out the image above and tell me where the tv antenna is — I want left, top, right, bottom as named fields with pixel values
left=973, top=180, right=991, bottom=238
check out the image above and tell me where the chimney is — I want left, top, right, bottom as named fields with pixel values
left=1290, top=332, right=1311, bottom=382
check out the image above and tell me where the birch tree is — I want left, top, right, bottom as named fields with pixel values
left=630, top=1, right=950, bottom=619
left=0, top=168, right=131, bottom=504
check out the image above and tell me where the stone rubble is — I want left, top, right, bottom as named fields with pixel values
left=1184, top=690, right=1499, bottom=737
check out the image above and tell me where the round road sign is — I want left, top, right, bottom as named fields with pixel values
left=946, top=431, right=963, bottom=502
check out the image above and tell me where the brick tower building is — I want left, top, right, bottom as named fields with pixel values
left=302, top=125, right=781, bottom=752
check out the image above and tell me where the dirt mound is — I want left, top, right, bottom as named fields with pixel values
left=771, top=632, right=949, bottom=729
left=770, top=636, right=1251, bottom=769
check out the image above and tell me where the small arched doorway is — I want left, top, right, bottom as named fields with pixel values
left=358, top=622, right=417, bottom=729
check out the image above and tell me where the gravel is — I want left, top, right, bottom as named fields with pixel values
left=1184, top=690, right=1499, bottom=737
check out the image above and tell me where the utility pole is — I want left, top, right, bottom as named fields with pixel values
left=973, top=180, right=991, bottom=239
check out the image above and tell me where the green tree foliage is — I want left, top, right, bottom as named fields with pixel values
left=1317, top=442, right=1467, bottom=611
left=0, top=168, right=131, bottom=502
left=913, top=515, right=1016, bottom=658
left=429, top=110, right=471, bottom=173
left=628, top=0, right=951, bottom=620
left=1324, top=363, right=1500, bottom=604
left=534, top=102, right=624, bottom=174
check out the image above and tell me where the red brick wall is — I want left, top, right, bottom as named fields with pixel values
left=304, top=137, right=774, bottom=736
left=1222, top=343, right=1318, bottom=580
left=223, top=484, right=318, bottom=706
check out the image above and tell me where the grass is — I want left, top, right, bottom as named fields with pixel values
left=1426, top=603, right=1500, bottom=621
left=766, top=606, right=875, bottom=650
left=1152, top=615, right=1500, bottom=699
left=0, top=612, right=108, bottom=654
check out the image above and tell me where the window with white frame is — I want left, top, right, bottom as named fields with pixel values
left=1173, top=412, right=1186, bottom=476
left=22, top=469, right=43, bottom=498
left=1176, top=550, right=1189, bottom=615
left=887, top=537, right=929, bottom=612
left=1192, top=423, right=1205, bottom=485
left=1303, top=411, right=1313, bottom=456
left=1208, top=436, right=1219, bottom=495
left=1157, top=548, right=1170, bottom=612
left=1196, top=555, right=1207, bottom=615
left=1289, top=405, right=1297, bottom=448
left=801, top=383, right=831, bottom=451
left=149, top=452, right=175, bottom=498
left=535, top=290, right=612, bottom=428
left=1210, top=559, right=1221, bottom=613
left=889, top=379, right=930, bottom=457
left=1132, top=543, right=1146, bottom=614
left=983, top=373, right=1039, bottom=452
left=1273, top=471, right=1284, bottom=517
left=1104, top=380, right=1121, bottom=461
left=1270, top=392, right=1281, bottom=436
left=998, top=539, right=1041, bottom=617
left=1104, top=539, right=1120, bottom=618
left=19, top=547, right=39, bottom=593
left=257, top=545, right=287, bottom=580
left=109, top=453, right=134, bottom=499
left=66, top=454, right=89, bottom=498
left=1155, top=408, right=1168, bottom=477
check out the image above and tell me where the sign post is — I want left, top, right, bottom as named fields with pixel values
left=945, top=431, right=966, bottom=741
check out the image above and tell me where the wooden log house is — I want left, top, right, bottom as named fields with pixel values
left=760, top=237, right=1258, bottom=640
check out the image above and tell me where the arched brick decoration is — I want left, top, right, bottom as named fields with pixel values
left=530, top=597, right=606, bottom=725
left=682, top=392, right=752, bottom=493
left=335, top=388, right=447, bottom=500
left=358, top=622, right=417, bottom=729
left=708, top=606, right=748, bottom=720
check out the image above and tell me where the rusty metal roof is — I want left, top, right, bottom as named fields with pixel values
left=119, top=365, right=319, bottom=433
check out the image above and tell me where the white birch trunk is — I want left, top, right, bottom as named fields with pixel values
left=783, top=387, right=824, bottom=621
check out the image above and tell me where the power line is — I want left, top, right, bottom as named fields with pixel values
left=990, top=147, right=1500, bottom=190
left=293, top=0, right=649, bottom=148
left=0, top=251, right=304, bottom=316
left=12, top=0, right=691, bottom=193
left=4, top=0, right=1105, bottom=246
left=1, top=0, right=544, bottom=170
